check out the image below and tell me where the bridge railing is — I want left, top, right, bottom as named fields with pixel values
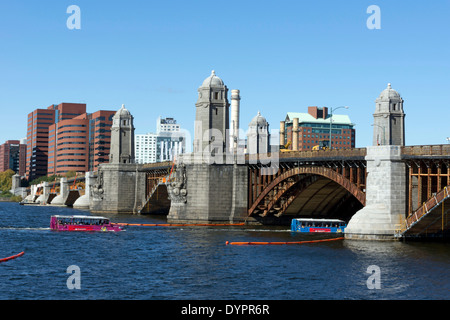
left=138, top=174, right=173, bottom=213
left=279, top=148, right=367, bottom=160
left=403, top=185, right=450, bottom=232
left=401, top=145, right=450, bottom=157
left=142, top=161, right=173, bottom=170
left=245, top=148, right=367, bottom=162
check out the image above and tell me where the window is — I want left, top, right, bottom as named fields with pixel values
left=215, top=92, right=219, bottom=99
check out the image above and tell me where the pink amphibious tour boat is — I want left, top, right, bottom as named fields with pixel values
left=50, top=215, right=123, bottom=232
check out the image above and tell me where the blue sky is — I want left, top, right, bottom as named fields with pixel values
left=1, top=0, right=449, bottom=147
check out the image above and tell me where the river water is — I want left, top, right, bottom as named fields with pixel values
left=0, top=202, right=449, bottom=301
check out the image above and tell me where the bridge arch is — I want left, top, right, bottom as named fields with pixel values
left=248, top=166, right=366, bottom=220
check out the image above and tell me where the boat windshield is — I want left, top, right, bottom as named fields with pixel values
left=56, top=217, right=110, bottom=226
left=294, top=219, right=346, bottom=228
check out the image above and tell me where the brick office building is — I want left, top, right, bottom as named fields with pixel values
left=88, top=110, right=115, bottom=172
left=26, top=102, right=115, bottom=180
left=26, top=106, right=58, bottom=180
left=47, top=113, right=89, bottom=176
left=280, top=106, right=355, bottom=151
left=0, top=140, right=27, bottom=176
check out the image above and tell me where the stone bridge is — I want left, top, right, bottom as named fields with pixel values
left=17, top=144, right=449, bottom=240
left=20, top=174, right=93, bottom=208
left=131, top=144, right=449, bottom=240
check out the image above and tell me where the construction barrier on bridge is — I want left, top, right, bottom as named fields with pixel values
left=225, top=237, right=345, bottom=246
left=114, top=222, right=246, bottom=227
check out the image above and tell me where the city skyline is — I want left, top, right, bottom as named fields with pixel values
left=1, top=1, right=449, bottom=148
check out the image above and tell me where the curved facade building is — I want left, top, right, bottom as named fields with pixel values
left=26, top=102, right=115, bottom=180
left=48, top=115, right=89, bottom=176
left=89, top=110, right=115, bottom=171
left=47, top=110, right=116, bottom=176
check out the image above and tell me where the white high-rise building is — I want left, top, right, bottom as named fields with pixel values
left=156, top=116, right=180, bottom=134
left=135, top=133, right=157, bottom=164
left=135, top=116, right=186, bottom=164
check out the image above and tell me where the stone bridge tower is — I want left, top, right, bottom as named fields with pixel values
left=109, top=104, right=135, bottom=164
left=91, top=105, right=146, bottom=214
left=194, top=70, right=230, bottom=155
left=346, top=83, right=407, bottom=239
left=247, top=111, right=269, bottom=155
left=373, top=83, right=405, bottom=146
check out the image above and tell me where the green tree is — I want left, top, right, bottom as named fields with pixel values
left=29, top=174, right=59, bottom=186
left=0, top=169, right=15, bottom=192
left=65, top=171, right=77, bottom=179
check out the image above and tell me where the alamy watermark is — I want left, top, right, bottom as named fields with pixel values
left=66, top=265, right=81, bottom=290
left=367, top=5, right=381, bottom=30
left=67, top=5, right=81, bottom=30
left=366, top=265, right=381, bottom=289
left=65, top=5, right=381, bottom=31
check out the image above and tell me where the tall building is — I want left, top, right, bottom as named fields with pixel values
left=156, top=116, right=185, bottom=162
left=194, top=70, right=230, bottom=154
left=156, top=116, right=180, bottom=134
left=88, top=110, right=116, bottom=171
left=47, top=113, right=89, bottom=176
left=0, top=140, right=27, bottom=176
left=281, top=106, right=355, bottom=151
left=27, top=102, right=116, bottom=180
left=135, top=133, right=157, bottom=164
left=109, top=104, right=135, bottom=164
left=135, top=116, right=186, bottom=164
left=373, top=83, right=405, bottom=146
left=156, top=133, right=185, bottom=162
left=48, top=108, right=116, bottom=176
left=25, top=104, right=73, bottom=181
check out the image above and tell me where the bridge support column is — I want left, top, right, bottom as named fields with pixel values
left=10, top=174, right=26, bottom=198
left=167, top=156, right=248, bottom=223
left=90, top=163, right=146, bottom=214
left=31, top=184, right=38, bottom=202
left=50, top=177, right=69, bottom=206
left=345, top=146, right=406, bottom=240
left=73, top=172, right=93, bottom=209
left=36, top=182, right=50, bottom=204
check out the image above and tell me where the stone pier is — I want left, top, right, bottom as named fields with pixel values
left=50, top=177, right=69, bottom=206
left=345, top=146, right=407, bottom=240
left=167, top=155, right=248, bottom=224
left=73, top=171, right=94, bottom=209
left=90, top=163, right=147, bottom=214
